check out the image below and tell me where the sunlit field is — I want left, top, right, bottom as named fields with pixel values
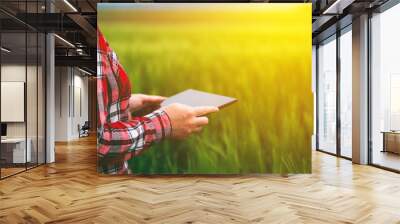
left=98, top=3, right=313, bottom=174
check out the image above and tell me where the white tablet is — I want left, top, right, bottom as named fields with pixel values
left=161, top=89, right=237, bottom=109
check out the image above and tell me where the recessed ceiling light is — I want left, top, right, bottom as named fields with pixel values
left=1, top=47, right=11, bottom=53
left=63, top=0, right=78, bottom=12
left=323, top=0, right=354, bottom=15
left=78, top=67, right=93, bottom=76
left=54, top=34, right=75, bottom=48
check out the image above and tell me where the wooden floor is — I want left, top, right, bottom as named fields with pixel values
left=1, top=136, right=400, bottom=224
left=372, top=151, right=400, bottom=171
left=1, top=167, right=26, bottom=178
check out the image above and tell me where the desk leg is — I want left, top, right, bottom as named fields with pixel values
left=382, top=133, right=386, bottom=153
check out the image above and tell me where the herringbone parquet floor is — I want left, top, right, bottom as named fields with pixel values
left=1, top=136, right=400, bottom=224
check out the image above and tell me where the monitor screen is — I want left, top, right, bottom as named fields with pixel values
left=1, top=123, right=7, bottom=137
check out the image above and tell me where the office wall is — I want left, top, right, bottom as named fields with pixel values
left=1, top=64, right=39, bottom=139
left=72, top=73, right=89, bottom=138
left=1, top=62, right=46, bottom=170
left=88, top=77, right=97, bottom=132
left=54, top=67, right=89, bottom=141
left=55, top=67, right=69, bottom=141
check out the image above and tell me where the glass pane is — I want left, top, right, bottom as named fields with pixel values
left=340, top=29, right=352, bottom=158
left=27, top=31, right=38, bottom=169
left=38, top=32, right=45, bottom=165
left=318, top=36, right=337, bottom=154
left=312, top=45, right=317, bottom=151
left=26, top=0, right=39, bottom=169
left=0, top=1, right=46, bottom=178
left=371, top=4, right=400, bottom=171
left=1, top=30, right=27, bottom=177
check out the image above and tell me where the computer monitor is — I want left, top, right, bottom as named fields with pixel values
left=1, top=123, right=7, bottom=137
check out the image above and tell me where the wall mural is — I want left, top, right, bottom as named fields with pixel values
left=97, top=3, right=313, bottom=174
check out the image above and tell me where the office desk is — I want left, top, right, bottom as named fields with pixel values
left=1, top=138, right=31, bottom=164
left=382, top=131, right=400, bottom=154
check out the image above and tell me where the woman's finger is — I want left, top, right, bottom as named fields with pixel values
left=193, top=106, right=219, bottom=116
left=193, top=116, right=209, bottom=126
left=144, top=95, right=167, bottom=104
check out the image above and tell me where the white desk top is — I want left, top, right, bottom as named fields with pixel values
left=1, top=138, right=27, bottom=143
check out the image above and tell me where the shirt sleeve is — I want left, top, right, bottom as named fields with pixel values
left=98, top=109, right=172, bottom=155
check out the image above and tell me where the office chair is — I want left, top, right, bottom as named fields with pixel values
left=79, top=121, right=90, bottom=138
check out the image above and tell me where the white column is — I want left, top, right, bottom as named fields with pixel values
left=352, top=14, right=369, bottom=164
left=46, top=1, right=55, bottom=163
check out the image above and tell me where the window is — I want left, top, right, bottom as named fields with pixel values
left=339, top=27, right=352, bottom=158
left=317, top=35, right=337, bottom=154
left=370, top=2, right=400, bottom=171
left=390, top=74, right=400, bottom=130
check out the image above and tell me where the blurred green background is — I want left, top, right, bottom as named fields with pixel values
left=98, top=3, right=313, bottom=174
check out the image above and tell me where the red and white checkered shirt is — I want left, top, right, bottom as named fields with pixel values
left=97, top=30, right=171, bottom=174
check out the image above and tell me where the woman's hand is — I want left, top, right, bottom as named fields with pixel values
left=163, top=103, right=219, bottom=139
left=129, top=94, right=166, bottom=113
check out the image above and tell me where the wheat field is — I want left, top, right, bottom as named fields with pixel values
left=98, top=3, right=313, bottom=174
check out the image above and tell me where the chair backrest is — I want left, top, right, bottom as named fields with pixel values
left=82, top=121, right=90, bottom=129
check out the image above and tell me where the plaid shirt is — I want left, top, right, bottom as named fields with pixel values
left=97, top=30, right=171, bottom=174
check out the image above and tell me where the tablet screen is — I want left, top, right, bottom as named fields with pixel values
left=161, top=89, right=237, bottom=109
